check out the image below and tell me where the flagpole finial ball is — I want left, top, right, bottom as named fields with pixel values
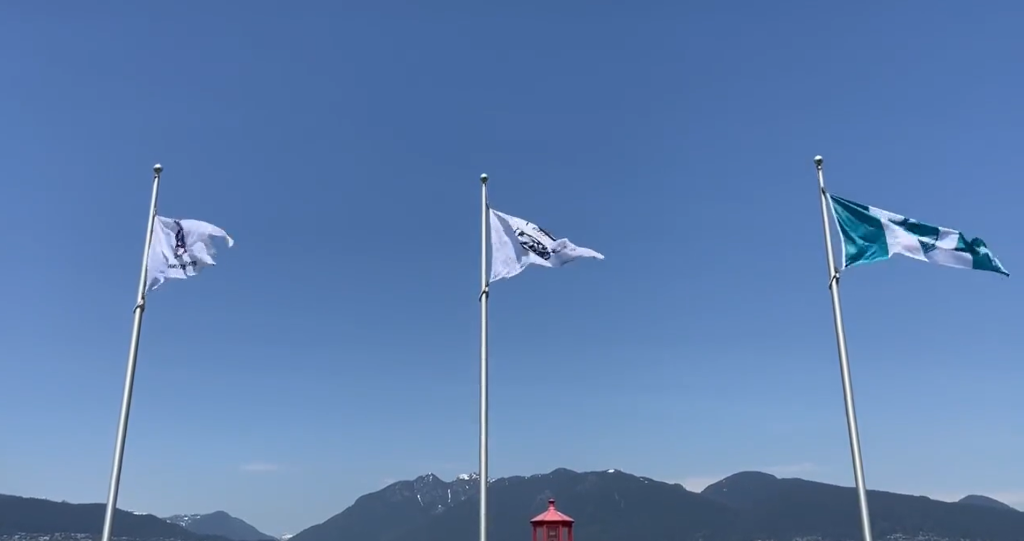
left=153, top=163, right=163, bottom=174
left=480, top=174, right=488, bottom=184
left=813, top=155, right=824, bottom=166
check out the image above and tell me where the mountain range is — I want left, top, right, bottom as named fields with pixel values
left=2, top=468, right=1022, bottom=541
left=164, top=512, right=275, bottom=541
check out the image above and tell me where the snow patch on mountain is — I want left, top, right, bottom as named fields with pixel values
left=165, top=514, right=203, bottom=527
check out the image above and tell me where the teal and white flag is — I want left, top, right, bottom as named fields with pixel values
left=828, top=194, right=1008, bottom=276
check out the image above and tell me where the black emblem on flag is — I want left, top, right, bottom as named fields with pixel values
left=173, top=220, right=188, bottom=257
left=514, top=225, right=558, bottom=261
left=890, top=216, right=941, bottom=255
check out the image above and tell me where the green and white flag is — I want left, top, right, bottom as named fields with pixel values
left=828, top=194, right=1008, bottom=276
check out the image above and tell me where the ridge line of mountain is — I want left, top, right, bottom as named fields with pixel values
left=375, top=467, right=1020, bottom=510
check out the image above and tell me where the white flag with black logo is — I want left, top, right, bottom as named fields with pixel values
left=146, top=216, right=234, bottom=291
left=489, top=209, right=604, bottom=282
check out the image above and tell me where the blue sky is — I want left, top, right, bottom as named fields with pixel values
left=1, top=1, right=1022, bottom=535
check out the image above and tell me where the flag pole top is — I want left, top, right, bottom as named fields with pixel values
left=153, top=163, right=163, bottom=175
left=814, top=155, right=824, bottom=168
left=480, top=173, right=488, bottom=184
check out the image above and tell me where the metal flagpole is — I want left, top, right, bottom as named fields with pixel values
left=478, top=173, right=490, bottom=541
left=100, top=163, right=164, bottom=541
left=814, top=156, right=874, bottom=541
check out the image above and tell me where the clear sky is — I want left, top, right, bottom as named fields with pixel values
left=1, top=1, right=1022, bottom=536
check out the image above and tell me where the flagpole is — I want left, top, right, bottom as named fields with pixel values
left=478, top=173, right=490, bottom=541
left=815, top=156, right=874, bottom=541
left=100, top=163, right=163, bottom=541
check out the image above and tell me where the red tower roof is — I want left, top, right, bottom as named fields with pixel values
left=530, top=499, right=575, bottom=524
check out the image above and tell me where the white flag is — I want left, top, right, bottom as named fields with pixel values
left=146, top=216, right=233, bottom=291
left=489, top=209, right=603, bottom=282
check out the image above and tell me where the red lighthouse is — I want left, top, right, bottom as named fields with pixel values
left=530, top=499, right=575, bottom=541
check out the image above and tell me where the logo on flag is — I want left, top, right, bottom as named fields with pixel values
left=890, top=216, right=941, bottom=255
left=173, top=220, right=188, bottom=257
left=514, top=225, right=558, bottom=261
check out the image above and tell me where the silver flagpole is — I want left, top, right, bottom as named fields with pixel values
left=478, top=173, right=490, bottom=541
left=814, top=155, right=874, bottom=541
left=100, top=163, right=164, bottom=541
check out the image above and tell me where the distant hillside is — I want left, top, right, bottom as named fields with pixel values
left=290, top=468, right=1024, bottom=541
left=958, top=494, right=1017, bottom=511
left=700, top=471, right=1024, bottom=540
left=288, top=473, right=479, bottom=541
left=0, top=494, right=210, bottom=540
left=164, top=511, right=274, bottom=541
